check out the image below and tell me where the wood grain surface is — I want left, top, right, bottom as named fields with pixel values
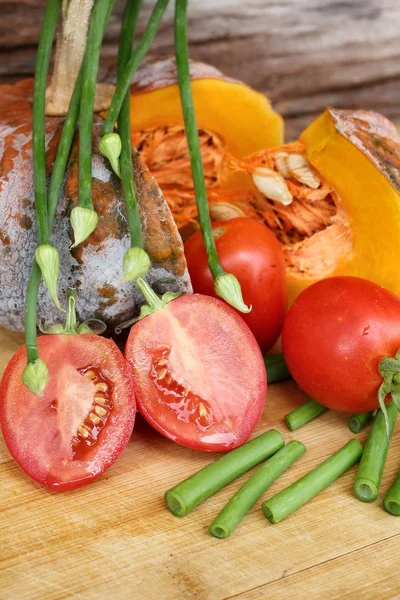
left=1, top=326, right=400, bottom=599
left=1, top=0, right=400, bottom=139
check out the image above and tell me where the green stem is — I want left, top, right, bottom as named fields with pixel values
left=63, top=288, right=79, bottom=334
left=209, top=441, right=306, bottom=539
left=174, top=0, right=224, bottom=281
left=383, top=472, right=400, bottom=516
left=118, top=0, right=144, bottom=248
left=285, top=399, right=327, bottom=431
left=348, top=411, right=374, bottom=434
left=164, top=430, right=284, bottom=517
left=263, top=353, right=291, bottom=384
left=48, top=70, right=83, bottom=226
left=32, top=0, right=61, bottom=246
left=262, top=439, right=363, bottom=524
left=101, top=0, right=169, bottom=137
left=79, top=0, right=116, bottom=209
left=25, top=264, right=42, bottom=364
left=25, top=0, right=61, bottom=365
left=136, top=277, right=165, bottom=311
left=25, top=64, right=84, bottom=365
left=353, top=403, right=398, bottom=503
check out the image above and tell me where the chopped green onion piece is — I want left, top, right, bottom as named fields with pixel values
left=348, top=411, right=374, bottom=434
left=262, top=439, right=363, bottom=524
left=209, top=440, right=306, bottom=539
left=165, top=430, right=284, bottom=517
left=383, top=472, right=400, bottom=516
left=285, top=399, right=327, bottom=431
left=354, top=403, right=398, bottom=503
left=263, top=353, right=291, bottom=384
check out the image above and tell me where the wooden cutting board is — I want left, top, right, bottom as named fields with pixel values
left=1, top=325, right=400, bottom=599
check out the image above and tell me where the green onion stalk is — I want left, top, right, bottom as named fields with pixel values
left=71, top=0, right=117, bottom=248
left=353, top=403, right=398, bottom=503
left=173, top=0, right=249, bottom=313
left=115, top=0, right=150, bottom=281
left=165, top=430, right=284, bottom=517
left=285, top=399, right=327, bottom=431
left=209, top=441, right=306, bottom=539
left=262, top=439, right=363, bottom=524
left=263, top=353, right=292, bottom=384
left=23, top=0, right=62, bottom=394
left=383, top=471, right=400, bottom=516
left=348, top=411, right=374, bottom=434
left=24, top=68, right=84, bottom=395
left=100, top=0, right=169, bottom=140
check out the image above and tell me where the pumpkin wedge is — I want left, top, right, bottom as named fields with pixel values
left=126, top=59, right=284, bottom=233
left=212, top=108, right=400, bottom=304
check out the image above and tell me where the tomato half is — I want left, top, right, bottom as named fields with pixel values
left=184, top=218, right=287, bottom=352
left=125, top=294, right=266, bottom=451
left=0, top=335, right=135, bottom=490
left=282, top=276, right=400, bottom=413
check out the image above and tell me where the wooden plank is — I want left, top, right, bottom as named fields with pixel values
left=1, top=325, right=400, bottom=599
left=234, top=536, right=400, bottom=599
left=1, top=1, right=400, bottom=138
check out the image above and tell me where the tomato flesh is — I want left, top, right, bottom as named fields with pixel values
left=0, top=335, right=135, bottom=490
left=282, top=276, right=400, bottom=413
left=184, top=218, right=288, bottom=352
left=125, top=294, right=267, bottom=451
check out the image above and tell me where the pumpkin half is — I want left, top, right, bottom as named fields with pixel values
left=193, top=108, right=400, bottom=304
left=0, top=78, right=191, bottom=332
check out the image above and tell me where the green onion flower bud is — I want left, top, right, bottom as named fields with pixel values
left=123, top=247, right=151, bottom=281
left=70, top=206, right=99, bottom=248
left=214, top=273, right=252, bottom=314
left=34, top=243, right=61, bottom=310
left=99, top=133, right=122, bottom=178
left=22, top=358, right=49, bottom=396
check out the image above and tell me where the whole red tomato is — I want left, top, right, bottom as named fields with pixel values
left=282, top=276, right=400, bottom=413
left=184, top=218, right=288, bottom=352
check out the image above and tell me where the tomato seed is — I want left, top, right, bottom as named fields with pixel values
left=95, top=382, right=108, bottom=392
left=89, top=412, right=101, bottom=425
left=158, top=368, right=167, bottom=381
left=95, top=405, right=107, bottom=417
left=94, top=395, right=107, bottom=405
left=78, top=426, right=90, bottom=438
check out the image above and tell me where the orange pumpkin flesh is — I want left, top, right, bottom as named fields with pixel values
left=202, top=108, right=400, bottom=305
left=127, top=59, right=284, bottom=233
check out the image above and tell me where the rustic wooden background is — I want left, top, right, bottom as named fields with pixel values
left=1, top=0, right=400, bottom=139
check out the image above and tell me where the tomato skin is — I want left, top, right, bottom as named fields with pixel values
left=125, top=294, right=267, bottom=452
left=282, top=276, right=400, bottom=413
left=184, top=218, right=287, bottom=352
left=0, top=335, right=136, bottom=491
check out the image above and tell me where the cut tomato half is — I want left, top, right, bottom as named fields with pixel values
left=125, top=294, right=267, bottom=451
left=0, top=335, right=136, bottom=490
